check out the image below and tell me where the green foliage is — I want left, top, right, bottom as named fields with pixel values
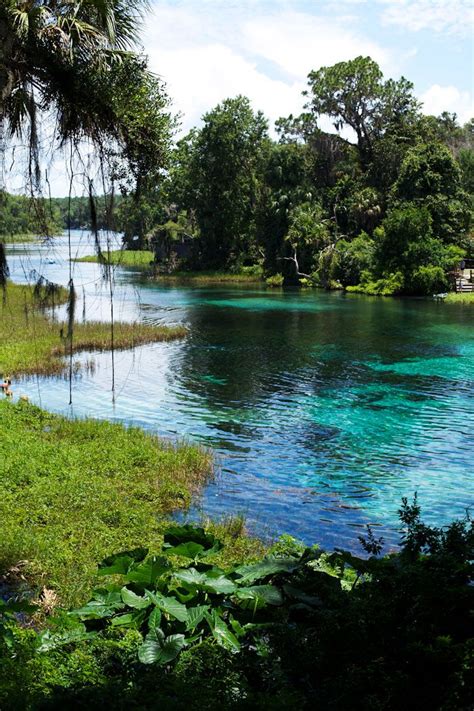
left=0, top=505, right=472, bottom=709
left=306, top=56, right=420, bottom=168
left=265, top=273, right=284, bottom=287
left=0, top=400, right=212, bottom=606
left=169, top=96, right=269, bottom=268
left=392, top=142, right=471, bottom=242
left=333, top=233, right=376, bottom=286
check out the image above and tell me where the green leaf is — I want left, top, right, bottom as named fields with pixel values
left=206, top=611, right=240, bottom=653
left=125, top=556, right=170, bottom=586
left=164, top=542, right=205, bottom=559
left=121, top=587, right=151, bottom=610
left=145, top=590, right=188, bottom=622
left=164, top=524, right=219, bottom=551
left=138, top=633, right=186, bottom=665
left=174, top=567, right=236, bottom=594
left=234, top=585, right=283, bottom=608
left=234, top=558, right=299, bottom=584
left=186, top=605, right=209, bottom=632
left=99, top=547, right=148, bottom=574
left=111, top=609, right=147, bottom=628
left=148, top=606, right=162, bottom=633
left=70, top=589, right=125, bottom=619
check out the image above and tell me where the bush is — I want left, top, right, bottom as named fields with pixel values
left=1, top=503, right=472, bottom=710
left=409, top=265, right=448, bottom=295
left=265, top=273, right=284, bottom=287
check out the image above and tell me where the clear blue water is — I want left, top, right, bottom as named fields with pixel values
left=5, top=233, right=474, bottom=550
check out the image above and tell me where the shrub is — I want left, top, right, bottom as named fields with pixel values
left=265, top=273, right=284, bottom=287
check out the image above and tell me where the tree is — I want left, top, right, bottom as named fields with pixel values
left=305, top=56, right=420, bottom=169
left=391, top=142, right=471, bottom=243
left=173, top=96, right=269, bottom=268
left=0, top=0, right=172, bottom=197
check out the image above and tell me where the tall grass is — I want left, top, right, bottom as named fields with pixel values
left=75, top=250, right=154, bottom=266
left=0, top=282, right=186, bottom=376
left=0, top=400, right=213, bottom=606
left=444, top=292, right=474, bottom=304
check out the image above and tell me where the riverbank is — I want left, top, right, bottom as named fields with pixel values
left=75, top=249, right=154, bottom=267
left=444, top=292, right=474, bottom=304
left=0, top=400, right=214, bottom=606
left=0, top=282, right=187, bottom=377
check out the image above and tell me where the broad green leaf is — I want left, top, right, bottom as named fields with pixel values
left=234, top=585, right=283, bottom=607
left=234, top=558, right=299, bottom=584
left=145, top=590, right=188, bottom=622
left=282, top=584, right=322, bottom=606
left=206, top=611, right=240, bottom=653
left=121, top=587, right=151, bottom=610
left=97, top=556, right=134, bottom=577
left=185, top=605, right=209, bottom=631
left=174, top=568, right=236, bottom=595
left=99, top=547, right=148, bottom=574
left=125, top=556, right=170, bottom=586
left=111, top=609, right=147, bottom=628
left=164, top=542, right=205, bottom=559
left=148, top=606, right=162, bottom=633
left=138, top=633, right=186, bottom=665
left=164, top=524, right=219, bottom=550
left=70, top=590, right=125, bottom=619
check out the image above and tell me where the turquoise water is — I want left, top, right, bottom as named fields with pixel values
left=5, top=234, right=474, bottom=550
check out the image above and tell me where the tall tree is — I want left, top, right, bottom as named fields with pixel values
left=305, top=56, right=420, bottom=169
left=174, top=96, right=269, bottom=268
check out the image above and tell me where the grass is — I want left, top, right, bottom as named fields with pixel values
left=444, top=291, right=474, bottom=303
left=154, top=268, right=264, bottom=284
left=0, top=400, right=214, bottom=606
left=1, top=233, right=44, bottom=244
left=75, top=250, right=154, bottom=267
left=0, top=281, right=186, bottom=377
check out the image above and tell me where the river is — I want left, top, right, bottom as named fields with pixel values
left=5, top=232, right=474, bottom=550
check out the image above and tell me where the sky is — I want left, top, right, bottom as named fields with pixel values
left=7, top=0, right=474, bottom=196
left=143, top=0, right=474, bottom=135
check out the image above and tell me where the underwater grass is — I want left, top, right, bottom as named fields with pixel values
left=0, top=282, right=186, bottom=377
left=75, top=250, right=154, bottom=267
left=0, top=400, right=213, bottom=606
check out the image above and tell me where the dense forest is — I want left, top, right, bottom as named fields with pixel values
left=123, top=57, right=474, bottom=296
left=2, top=57, right=473, bottom=295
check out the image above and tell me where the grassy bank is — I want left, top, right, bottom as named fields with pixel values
left=0, top=400, right=214, bottom=606
left=153, top=268, right=264, bottom=284
left=0, top=282, right=186, bottom=377
left=1, top=233, right=43, bottom=244
left=444, top=292, right=474, bottom=304
left=75, top=250, right=154, bottom=267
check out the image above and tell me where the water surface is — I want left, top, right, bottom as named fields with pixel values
left=5, top=234, right=474, bottom=550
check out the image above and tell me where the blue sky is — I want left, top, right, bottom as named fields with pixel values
left=143, top=0, right=473, bottom=133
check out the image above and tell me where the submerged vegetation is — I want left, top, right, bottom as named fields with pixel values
left=0, top=282, right=186, bottom=376
left=1, top=503, right=472, bottom=709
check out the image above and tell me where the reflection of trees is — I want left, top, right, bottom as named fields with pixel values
left=174, top=290, right=433, bottom=415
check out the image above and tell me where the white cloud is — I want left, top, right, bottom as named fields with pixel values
left=420, top=84, right=474, bottom=123
left=144, top=4, right=396, bottom=134
left=241, top=12, right=392, bottom=79
left=379, top=0, right=474, bottom=37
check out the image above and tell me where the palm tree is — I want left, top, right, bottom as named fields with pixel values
left=0, top=0, right=150, bottom=189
